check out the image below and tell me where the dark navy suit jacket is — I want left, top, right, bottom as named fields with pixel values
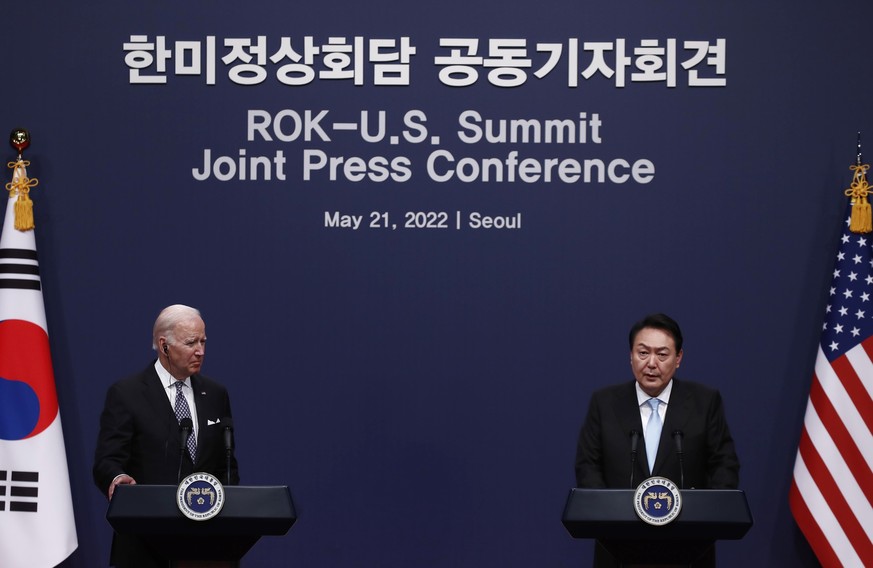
left=575, top=378, right=739, bottom=490
left=93, top=363, right=240, bottom=567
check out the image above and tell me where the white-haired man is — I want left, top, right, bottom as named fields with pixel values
left=93, top=304, right=239, bottom=568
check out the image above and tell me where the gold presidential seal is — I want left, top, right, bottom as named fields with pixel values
left=633, top=476, right=682, bottom=526
left=176, top=472, right=225, bottom=521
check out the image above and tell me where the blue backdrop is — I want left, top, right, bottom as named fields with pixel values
left=1, top=0, right=866, bottom=565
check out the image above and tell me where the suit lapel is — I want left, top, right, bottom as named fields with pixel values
left=190, top=374, right=209, bottom=429
left=613, top=381, right=644, bottom=435
left=140, top=364, right=176, bottom=422
left=661, top=379, right=692, bottom=438
left=655, top=379, right=690, bottom=472
left=609, top=382, right=648, bottom=479
left=189, top=375, right=212, bottom=467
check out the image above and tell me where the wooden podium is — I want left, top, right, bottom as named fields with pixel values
left=562, top=488, right=753, bottom=567
left=107, top=485, right=296, bottom=567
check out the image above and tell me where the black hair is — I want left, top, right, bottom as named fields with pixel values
left=628, top=313, right=683, bottom=352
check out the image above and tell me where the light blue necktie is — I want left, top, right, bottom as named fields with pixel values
left=645, top=398, right=662, bottom=472
left=174, top=381, right=197, bottom=461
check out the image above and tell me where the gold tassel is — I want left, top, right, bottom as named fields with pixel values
left=5, top=159, right=38, bottom=231
left=14, top=190, right=33, bottom=230
left=846, top=164, right=873, bottom=234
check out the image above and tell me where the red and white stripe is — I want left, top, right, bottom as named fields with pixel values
left=791, top=342, right=873, bottom=567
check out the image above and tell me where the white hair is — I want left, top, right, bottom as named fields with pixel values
left=151, top=304, right=202, bottom=350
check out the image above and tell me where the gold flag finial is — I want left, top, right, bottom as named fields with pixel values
left=845, top=132, right=872, bottom=234
left=5, top=128, right=37, bottom=231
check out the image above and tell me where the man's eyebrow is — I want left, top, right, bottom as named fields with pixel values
left=635, top=343, right=670, bottom=351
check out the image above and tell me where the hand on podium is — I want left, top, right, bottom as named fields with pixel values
left=108, top=474, right=136, bottom=500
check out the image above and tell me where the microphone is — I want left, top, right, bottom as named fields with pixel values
left=629, top=430, right=641, bottom=488
left=177, top=417, right=193, bottom=483
left=672, top=430, right=685, bottom=489
left=222, top=417, right=235, bottom=485
left=223, top=417, right=234, bottom=452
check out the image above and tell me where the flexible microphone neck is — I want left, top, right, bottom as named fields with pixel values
left=222, top=417, right=235, bottom=485
left=177, top=417, right=193, bottom=484
left=629, top=430, right=641, bottom=488
left=672, top=430, right=685, bottom=489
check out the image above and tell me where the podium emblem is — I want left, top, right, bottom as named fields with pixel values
left=177, top=472, right=225, bottom=521
left=633, top=476, right=682, bottom=526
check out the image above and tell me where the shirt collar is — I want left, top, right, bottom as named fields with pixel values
left=636, top=378, right=674, bottom=406
left=154, top=359, right=191, bottom=390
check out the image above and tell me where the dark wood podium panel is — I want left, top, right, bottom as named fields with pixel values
left=107, top=485, right=296, bottom=563
left=562, top=488, right=753, bottom=541
left=562, top=489, right=753, bottom=567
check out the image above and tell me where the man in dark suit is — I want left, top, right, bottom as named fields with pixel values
left=574, top=313, right=739, bottom=567
left=93, top=304, right=240, bottom=568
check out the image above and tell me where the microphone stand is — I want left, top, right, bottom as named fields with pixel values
left=673, top=430, right=685, bottom=489
left=629, top=430, right=640, bottom=488
left=223, top=422, right=234, bottom=485
left=177, top=418, right=192, bottom=484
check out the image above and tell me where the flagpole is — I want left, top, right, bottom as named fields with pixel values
left=790, top=135, right=873, bottom=567
left=0, top=129, right=78, bottom=567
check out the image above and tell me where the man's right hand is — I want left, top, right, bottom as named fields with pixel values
left=108, top=473, right=136, bottom=500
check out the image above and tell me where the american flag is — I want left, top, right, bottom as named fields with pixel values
left=790, top=204, right=873, bottom=567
